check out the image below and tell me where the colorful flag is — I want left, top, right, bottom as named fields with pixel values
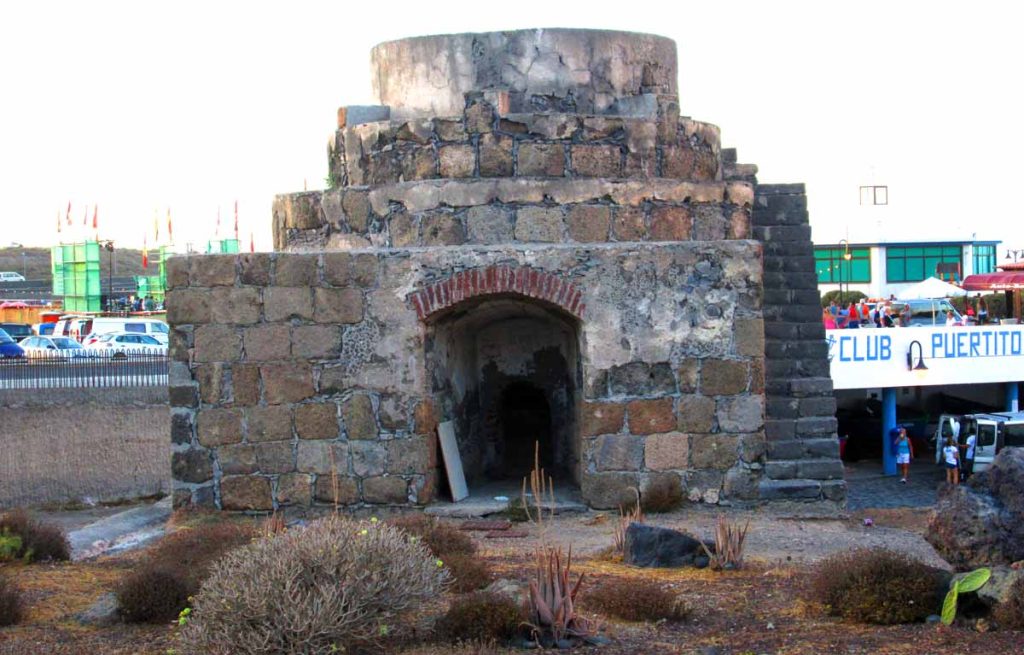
left=92, top=205, right=98, bottom=231
left=142, top=234, right=149, bottom=269
left=167, top=208, right=173, bottom=243
left=250, top=231, right=255, bottom=253
left=65, top=201, right=71, bottom=226
left=83, top=205, right=88, bottom=226
left=233, top=200, right=239, bottom=240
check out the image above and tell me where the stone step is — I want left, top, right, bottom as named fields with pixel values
left=765, top=458, right=845, bottom=481
left=758, top=478, right=848, bottom=503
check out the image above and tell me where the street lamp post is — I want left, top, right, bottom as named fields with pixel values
left=838, top=239, right=852, bottom=307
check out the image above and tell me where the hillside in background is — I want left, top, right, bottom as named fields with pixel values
left=0, top=247, right=150, bottom=282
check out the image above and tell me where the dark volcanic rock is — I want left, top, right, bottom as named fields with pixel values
left=927, top=448, right=1024, bottom=570
left=623, top=523, right=712, bottom=568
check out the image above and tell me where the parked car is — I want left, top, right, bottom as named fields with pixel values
left=933, top=412, right=1024, bottom=473
left=80, top=317, right=169, bottom=346
left=0, top=327, right=25, bottom=358
left=84, top=332, right=167, bottom=357
left=19, top=335, right=92, bottom=359
left=32, top=322, right=56, bottom=336
left=53, top=315, right=92, bottom=341
left=890, top=299, right=963, bottom=326
left=0, top=271, right=26, bottom=282
left=0, top=322, right=32, bottom=342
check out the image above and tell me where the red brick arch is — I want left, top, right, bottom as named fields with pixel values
left=409, top=265, right=585, bottom=321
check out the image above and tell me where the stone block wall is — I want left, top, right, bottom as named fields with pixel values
left=751, top=184, right=846, bottom=504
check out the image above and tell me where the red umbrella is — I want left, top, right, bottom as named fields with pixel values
left=0, top=301, right=30, bottom=309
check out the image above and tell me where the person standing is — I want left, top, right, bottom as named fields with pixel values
left=822, top=307, right=837, bottom=330
left=895, top=427, right=913, bottom=483
left=978, top=295, right=989, bottom=325
left=899, top=303, right=912, bottom=327
left=943, top=436, right=960, bottom=485
left=960, top=428, right=977, bottom=480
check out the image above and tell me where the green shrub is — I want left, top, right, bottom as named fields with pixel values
left=641, top=476, right=684, bottom=514
left=436, top=592, right=524, bottom=643
left=586, top=578, right=688, bottom=622
left=116, top=521, right=255, bottom=623
left=0, top=509, right=70, bottom=562
left=180, top=516, right=449, bottom=654
left=389, top=513, right=477, bottom=557
left=0, top=573, right=23, bottom=626
left=993, top=575, right=1024, bottom=629
left=444, top=552, right=494, bottom=593
left=808, top=548, right=945, bottom=624
left=821, top=289, right=868, bottom=308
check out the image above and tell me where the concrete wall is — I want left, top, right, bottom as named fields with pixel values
left=0, top=388, right=169, bottom=509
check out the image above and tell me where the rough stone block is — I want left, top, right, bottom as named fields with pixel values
left=218, top=444, right=257, bottom=475
left=166, top=289, right=212, bottom=325
left=479, top=134, right=513, bottom=177
left=739, top=432, right=767, bottom=463
left=261, top=363, right=314, bottom=404
left=795, top=416, right=838, bottom=437
left=676, top=394, right=716, bottom=433
left=276, top=473, right=312, bottom=506
left=662, top=146, right=694, bottom=178
left=193, top=325, right=241, bottom=363
left=572, top=144, right=621, bottom=177
left=291, top=325, right=342, bottom=359
left=799, top=397, right=837, bottom=418
left=821, top=480, right=847, bottom=502
left=797, top=459, right=845, bottom=480
left=313, top=475, right=359, bottom=504
left=238, top=253, right=271, bottom=286
left=263, top=287, right=313, bottom=322
left=690, top=434, right=739, bottom=471
left=765, top=461, right=798, bottom=480
left=246, top=405, right=293, bottom=442
left=196, top=408, right=242, bottom=447
left=172, top=448, right=213, bottom=484
left=377, top=394, right=409, bottom=431
left=195, top=363, right=224, bottom=404
left=692, top=205, right=728, bottom=241
left=686, top=470, right=725, bottom=504
left=701, top=359, right=749, bottom=396
left=729, top=209, right=751, bottom=239
left=387, top=435, right=434, bottom=475
left=439, top=144, right=475, bottom=178
left=219, top=475, right=273, bottom=511
left=434, top=118, right=467, bottom=142
left=514, top=207, right=563, bottom=242
left=208, top=287, right=261, bottom=325
left=190, top=255, right=236, bottom=287
left=421, top=212, right=466, bottom=246
left=294, top=402, right=339, bottom=440
left=805, top=438, right=840, bottom=458
left=342, top=394, right=378, bottom=440
left=465, top=205, right=515, bottom=244
left=243, top=324, right=290, bottom=362
left=363, top=476, right=408, bottom=504
left=594, top=434, right=644, bottom=471
left=171, top=410, right=193, bottom=445
left=649, top=205, right=691, bottom=241
left=517, top=143, right=564, bottom=177
left=734, top=318, right=764, bottom=357
left=296, top=440, right=347, bottom=475
left=255, top=441, right=295, bottom=474
left=609, top=362, right=676, bottom=397
left=581, top=472, right=638, bottom=510
left=165, top=256, right=189, bottom=290
left=341, top=189, right=372, bottom=232
left=169, top=383, right=198, bottom=409
left=565, top=205, right=611, bottom=242
left=644, top=432, right=689, bottom=471
left=274, top=253, right=317, bottom=286
left=717, top=396, right=764, bottom=433
left=758, top=479, right=821, bottom=500
left=722, top=468, right=760, bottom=500
left=627, top=398, right=675, bottom=435
left=581, top=401, right=625, bottom=437
left=313, top=287, right=364, bottom=324
left=323, top=252, right=378, bottom=287
left=676, top=359, right=700, bottom=394
left=612, top=207, right=646, bottom=241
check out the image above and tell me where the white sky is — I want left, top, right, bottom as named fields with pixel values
left=2, top=0, right=1022, bottom=250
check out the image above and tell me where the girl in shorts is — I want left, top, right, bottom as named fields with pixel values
left=895, top=427, right=913, bottom=483
left=943, top=436, right=960, bottom=485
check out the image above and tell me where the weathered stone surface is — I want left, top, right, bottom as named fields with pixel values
left=628, top=398, right=675, bottom=435
left=717, top=396, right=764, bottom=433
left=255, top=441, right=294, bottom=474
left=218, top=444, right=257, bottom=475
left=165, top=257, right=189, bottom=290
left=263, top=287, right=313, bottom=322
left=387, top=436, right=432, bottom=475
left=439, top=145, right=475, bottom=178
left=479, top=134, right=513, bottom=177
left=171, top=410, right=193, bottom=445
left=609, top=361, right=675, bottom=397
left=196, top=408, right=242, bottom=447
left=434, top=118, right=467, bottom=142
left=351, top=440, right=387, bottom=477
left=313, top=474, right=360, bottom=504
left=690, top=435, right=739, bottom=471
left=594, top=434, right=644, bottom=471
left=323, top=252, right=378, bottom=287
left=734, top=318, right=764, bottom=357
left=363, top=476, right=408, bottom=504
left=612, top=207, right=645, bottom=241
left=172, top=448, right=213, bottom=483
left=230, top=364, right=261, bottom=406
left=624, top=523, right=711, bottom=568
left=276, top=473, right=312, bottom=506
left=209, top=287, right=261, bottom=325
left=421, top=212, right=466, bottom=246
left=677, top=394, right=715, bottom=433
left=649, top=205, right=691, bottom=241
left=296, top=440, right=347, bottom=475
left=565, top=205, right=610, bottom=242
left=195, top=363, right=224, bottom=404
left=572, top=144, right=621, bottom=177
left=723, top=468, right=760, bottom=500
left=313, top=287, right=364, bottom=324
left=246, top=405, right=292, bottom=442
left=194, top=325, right=241, bottom=363
left=581, top=401, right=625, bottom=437
left=275, top=253, right=318, bottom=286
left=342, top=189, right=372, bottom=232
left=290, top=325, right=341, bottom=359
left=676, top=359, right=700, bottom=394
left=580, top=472, right=638, bottom=510
left=220, top=475, right=272, bottom=511
left=645, top=432, right=689, bottom=471
left=701, top=359, right=748, bottom=396
left=243, top=324, right=290, bottom=362
left=261, top=363, right=314, bottom=404
left=464, top=205, right=514, bottom=244
left=238, top=253, right=271, bottom=286
left=342, top=394, right=378, bottom=440
left=517, top=143, right=564, bottom=177
left=294, top=402, right=339, bottom=440
left=190, top=255, right=236, bottom=287
left=514, top=207, right=563, bottom=242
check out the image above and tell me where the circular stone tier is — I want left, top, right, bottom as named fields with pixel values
left=371, top=29, right=678, bottom=120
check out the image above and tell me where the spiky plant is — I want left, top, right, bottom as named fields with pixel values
left=525, top=546, right=597, bottom=643
left=612, top=488, right=643, bottom=554
left=701, top=515, right=750, bottom=570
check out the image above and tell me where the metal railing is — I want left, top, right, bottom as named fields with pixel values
left=0, top=349, right=169, bottom=390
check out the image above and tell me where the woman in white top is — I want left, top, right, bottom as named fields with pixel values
left=943, top=436, right=960, bottom=485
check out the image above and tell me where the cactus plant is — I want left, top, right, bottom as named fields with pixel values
left=941, top=567, right=991, bottom=626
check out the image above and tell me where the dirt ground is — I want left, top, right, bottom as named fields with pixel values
left=1, top=505, right=1020, bottom=655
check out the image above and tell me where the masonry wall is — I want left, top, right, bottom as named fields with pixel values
left=0, top=388, right=169, bottom=508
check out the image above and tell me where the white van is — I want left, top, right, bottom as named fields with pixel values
left=80, top=317, right=169, bottom=346
left=53, top=315, right=92, bottom=341
left=0, top=272, right=26, bottom=282
left=935, top=412, right=1024, bottom=472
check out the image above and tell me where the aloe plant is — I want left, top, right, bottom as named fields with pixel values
left=525, top=546, right=597, bottom=643
left=941, top=567, right=991, bottom=625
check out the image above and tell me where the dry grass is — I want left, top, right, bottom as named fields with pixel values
left=585, top=577, right=688, bottom=623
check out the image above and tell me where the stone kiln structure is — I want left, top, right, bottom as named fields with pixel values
left=167, top=29, right=844, bottom=512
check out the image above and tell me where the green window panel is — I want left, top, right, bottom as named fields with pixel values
left=973, top=245, right=997, bottom=274
left=886, top=245, right=962, bottom=283
left=815, top=247, right=871, bottom=283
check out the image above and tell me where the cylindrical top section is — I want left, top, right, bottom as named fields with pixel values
left=371, top=29, right=677, bottom=120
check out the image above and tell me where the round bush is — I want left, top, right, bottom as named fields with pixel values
left=808, top=548, right=946, bottom=624
left=444, top=552, right=493, bottom=593
left=180, top=516, right=449, bottom=654
left=115, top=566, right=191, bottom=623
left=586, top=578, right=687, bottom=622
left=436, top=591, right=524, bottom=643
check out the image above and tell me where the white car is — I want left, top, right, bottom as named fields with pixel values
left=84, top=332, right=167, bottom=357
left=19, top=335, right=93, bottom=359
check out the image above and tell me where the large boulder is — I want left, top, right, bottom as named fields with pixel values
left=927, top=448, right=1024, bottom=570
left=623, top=523, right=712, bottom=568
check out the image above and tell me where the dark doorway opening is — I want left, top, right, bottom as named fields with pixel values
left=499, top=381, right=553, bottom=479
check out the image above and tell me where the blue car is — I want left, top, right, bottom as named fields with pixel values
left=0, top=327, right=25, bottom=358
